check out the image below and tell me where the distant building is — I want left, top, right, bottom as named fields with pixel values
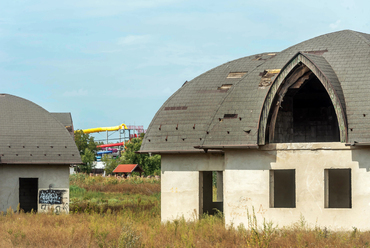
left=0, top=94, right=81, bottom=213
left=92, top=161, right=106, bottom=176
left=113, top=164, right=144, bottom=177
left=140, top=30, right=370, bottom=230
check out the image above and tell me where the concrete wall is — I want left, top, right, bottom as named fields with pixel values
left=161, top=143, right=370, bottom=231
left=161, top=153, right=224, bottom=222
left=0, top=164, right=69, bottom=213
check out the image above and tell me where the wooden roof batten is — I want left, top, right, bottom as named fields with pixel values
left=257, top=52, right=348, bottom=145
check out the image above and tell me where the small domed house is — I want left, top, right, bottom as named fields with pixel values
left=139, top=30, right=370, bottom=230
left=0, top=94, right=81, bottom=213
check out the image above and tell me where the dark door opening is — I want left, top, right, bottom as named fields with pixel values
left=19, top=178, right=38, bottom=212
left=199, top=171, right=223, bottom=215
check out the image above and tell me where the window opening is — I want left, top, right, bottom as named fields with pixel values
left=199, top=171, right=223, bottom=215
left=271, top=69, right=340, bottom=143
left=270, top=170, right=295, bottom=208
left=325, top=169, right=351, bottom=208
left=19, top=178, right=38, bottom=212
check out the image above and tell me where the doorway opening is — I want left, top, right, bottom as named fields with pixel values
left=19, top=178, right=38, bottom=212
left=199, top=171, right=223, bottom=215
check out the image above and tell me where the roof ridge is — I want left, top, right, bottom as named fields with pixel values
left=349, top=30, right=370, bottom=47
left=279, top=30, right=360, bottom=54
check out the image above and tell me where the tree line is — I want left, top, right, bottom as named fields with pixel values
left=74, top=130, right=161, bottom=176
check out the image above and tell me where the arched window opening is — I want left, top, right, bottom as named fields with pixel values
left=268, top=68, right=340, bottom=143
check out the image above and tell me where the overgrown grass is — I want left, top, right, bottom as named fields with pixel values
left=1, top=174, right=370, bottom=247
left=69, top=175, right=160, bottom=216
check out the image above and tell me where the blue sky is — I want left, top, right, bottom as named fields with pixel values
left=0, top=0, right=369, bottom=141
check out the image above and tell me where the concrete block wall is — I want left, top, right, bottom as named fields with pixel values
left=161, top=144, right=370, bottom=231
left=0, top=164, right=70, bottom=213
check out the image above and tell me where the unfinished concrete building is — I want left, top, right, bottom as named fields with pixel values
left=0, top=94, right=81, bottom=213
left=139, top=30, right=370, bottom=230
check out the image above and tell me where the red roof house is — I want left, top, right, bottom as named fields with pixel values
left=113, top=164, right=144, bottom=175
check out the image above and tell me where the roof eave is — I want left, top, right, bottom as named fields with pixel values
left=0, top=161, right=83, bottom=165
left=136, top=149, right=224, bottom=154
left=194, top=144, right=259, bottom=149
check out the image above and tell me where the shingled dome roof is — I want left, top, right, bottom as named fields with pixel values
left=0, top=94, right=81, bottom=164
left=140, top=30, right=370, bottom=153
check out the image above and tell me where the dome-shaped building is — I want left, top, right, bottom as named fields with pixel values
left=0, top=94, right=81, bottom=213
left=140, top=30, right=370, bottom=230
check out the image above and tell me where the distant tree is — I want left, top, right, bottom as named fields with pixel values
left=74, top=130, right=100, bottom=153
left=74, top=130, right=101, bottom=173
left=80, top=148, right=96, bottom=173
left=102, top=154, right=120, bottom=175
left=119, top=135, right=161, bottom=176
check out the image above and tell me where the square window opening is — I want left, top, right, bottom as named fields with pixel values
left=270, top=169, right=296, bottom=208
left=325, top=169, right=351, bottom=208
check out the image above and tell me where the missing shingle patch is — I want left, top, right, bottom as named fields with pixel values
left=164, top=106, right=188, bottom=111
left=259, top=69, right=281, bottom=88
left=224, top=114, right=238, bottom=119
left=217, top=84, right=233, bottom=90
left=227, top=72, right=247, bottom=79
left=253, top=54, right=276, bottom=61
left=303, top=49, right=328, bottom=56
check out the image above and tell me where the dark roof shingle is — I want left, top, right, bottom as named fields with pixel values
left=141, top=30, right=370, bottom=152
left=0, top=94, right=81, bottom=164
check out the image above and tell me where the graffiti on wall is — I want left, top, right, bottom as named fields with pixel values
left=39, top=189, right=66, bottom=204
left=38, top=188, right=69, bottom=213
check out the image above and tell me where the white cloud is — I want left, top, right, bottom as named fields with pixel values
left=329, top=20, right=341, bottom=29
left=63, top=88, right=88, bottom=97
left=162, top=87, right=173, bottom=95
left=117, top=35, right=152, bottom=46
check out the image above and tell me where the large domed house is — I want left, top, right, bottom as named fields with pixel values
left=140, top=30, right=370, bottom=230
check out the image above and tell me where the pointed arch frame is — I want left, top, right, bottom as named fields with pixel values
left=258, top=52, right=347, bottom=145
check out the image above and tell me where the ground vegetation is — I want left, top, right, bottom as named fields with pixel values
left=1, top=174, right=369, bottom=247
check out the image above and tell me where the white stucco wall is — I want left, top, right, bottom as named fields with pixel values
left=161, top=143, right=370, bottom=231
left=224, top=143, right=370, bottom=231
left=0, top=164, right=70, bottom=213
left=161, top=153, right=224, bottom=222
